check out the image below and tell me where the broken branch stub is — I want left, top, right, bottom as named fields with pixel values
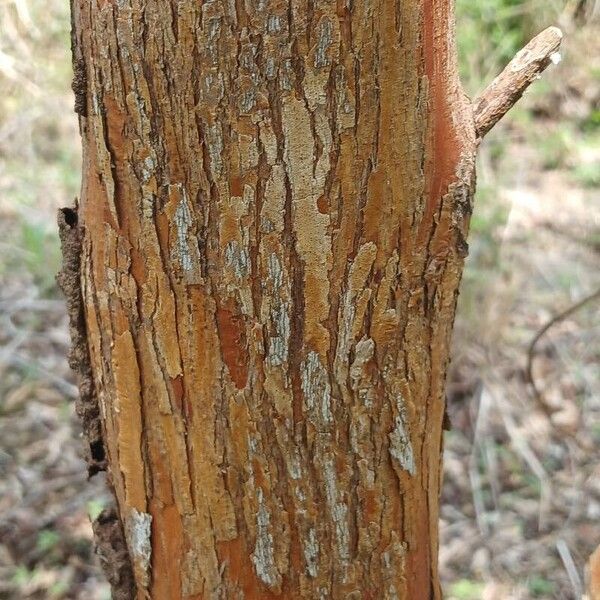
left=474, top=26, right=563, bottom=139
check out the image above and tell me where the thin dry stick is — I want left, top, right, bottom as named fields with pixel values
left=556, top=538, right=583, bottom=599
left=474, top=26, right=563, bottom=139
left=526, top=287, right=600, bottom=406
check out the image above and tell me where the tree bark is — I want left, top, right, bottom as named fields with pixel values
left=64, top=0, right=560, bottom=597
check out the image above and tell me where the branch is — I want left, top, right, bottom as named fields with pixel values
left=473, top=26, right=563, bottom=139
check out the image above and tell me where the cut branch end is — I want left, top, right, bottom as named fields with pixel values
left=473, top=26, right=563, bottom=139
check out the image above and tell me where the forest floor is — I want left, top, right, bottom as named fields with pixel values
left=0, top=2, right=599, bottom=599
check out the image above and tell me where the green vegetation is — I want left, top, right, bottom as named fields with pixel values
left=527, top=574, right=556, bottom=597
left=583, top=109, right=600, bottom=132
left=573, top=160, right=600, bottom=187
left=20, top=221, right=61, bottom=295
left=87, top=499, right=106, bottom=521
left=448, top=579, right=487, bottom=600
left=535, top=125, right=575, bottom=170
left=456, top=0, right=565, bottom=96
left=36, top=529, right=61, bottom=553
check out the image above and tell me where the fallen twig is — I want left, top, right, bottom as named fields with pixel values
left=526, top=287, right=600, bottom=408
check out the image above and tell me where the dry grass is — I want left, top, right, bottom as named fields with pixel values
left=443, top=164, right=600, bottom=599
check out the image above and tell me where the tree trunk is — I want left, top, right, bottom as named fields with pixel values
left=62, top=0, right=561, bottom=596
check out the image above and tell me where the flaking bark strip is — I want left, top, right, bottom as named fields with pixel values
left=92, top=507, right=136, bottom=600
left=57, top=206, right=105, bottom=475
left=58, top=207, right=135, bottom=597
left=69, top=0, right=87, bottom=117
left=72, top=56, right=87, bottom=117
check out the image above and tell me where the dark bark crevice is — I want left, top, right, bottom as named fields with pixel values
left=57, top=205, right=135, bottom=599
left=92, top=506, right=136, bottom=600
left=57, top=205, right=106, bottom=476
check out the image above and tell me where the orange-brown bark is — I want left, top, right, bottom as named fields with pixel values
left=70, top=0, right=479, bottom=597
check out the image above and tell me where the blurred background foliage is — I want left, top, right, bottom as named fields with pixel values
left=458, top=0, right=569, bottom=95
left=0, top=0, right=599, bottom=598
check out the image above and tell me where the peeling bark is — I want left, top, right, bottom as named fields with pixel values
left=58, top=207, right=136, bottom=594
left=57, top=206, right=105, bottom=476
left=66, top=0, right=557, bottom=597
left=92, top=507, right=136, bottom=600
